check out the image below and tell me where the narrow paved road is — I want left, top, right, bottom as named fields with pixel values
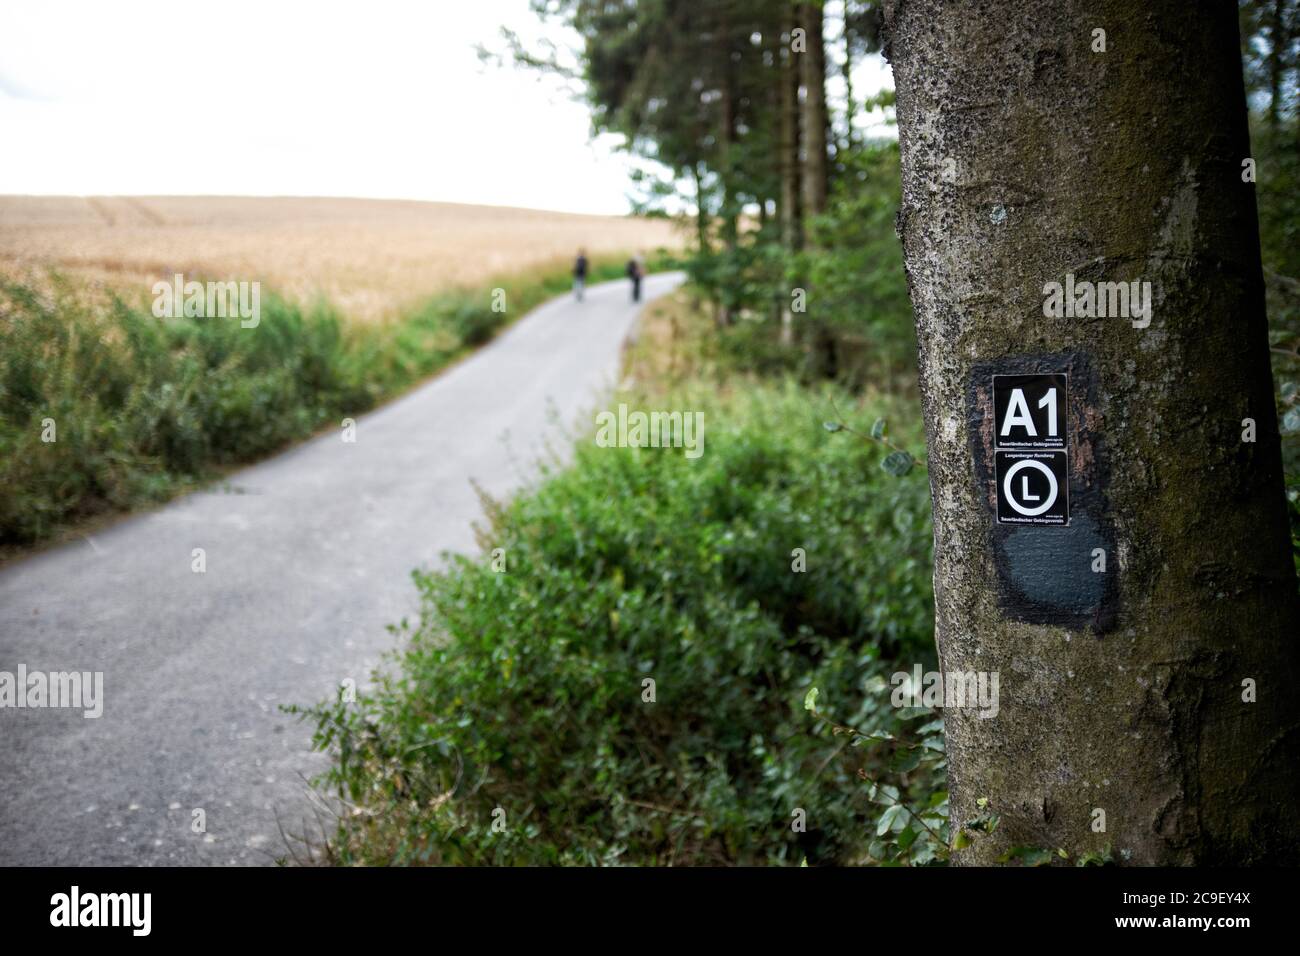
left=0, top=272, right=682, bottom=865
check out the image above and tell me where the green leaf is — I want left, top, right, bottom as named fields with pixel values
left=889, top=747, right=923, bottom=773
left=1282, top=405, right=1300, bottom=435
left=871, top=418, right=886, bottom=439
left=999, top=845, right=1055, bottom=867
left=951, top=829, right=972, bottom=851
left=864, top=781, right=900, bottom=805
left=965, top=811, right=1000, bottom=833
left=863, top=674, right=889, bottom=694
left=881, top=450, right=915, bottom=476
left=803, top=687, right=819, bottom=712
left=822, top=421, right=843, bottom=433
left=877, top=803, right=908, bottom=836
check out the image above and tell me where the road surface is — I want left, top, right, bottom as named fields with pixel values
left=0, top=272, right=683, bottom=865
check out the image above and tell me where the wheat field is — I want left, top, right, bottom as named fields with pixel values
left=0, top=196, right=683, bottom=321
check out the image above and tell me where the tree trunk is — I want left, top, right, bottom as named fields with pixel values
left=885, top=0, right=1300, bottom=864
left=842, top=3, right=856, bottom=155
left=800, top=2, right=829, bottom=217
left=799, top=4, right=834, bottom=366
left=691, top=162, right=710, bottom=254
left=780, top=4, right=804, bottom=345
left=718, top=19, right=738, bottom=328
left=1269, top=0, right=1284, bottom=131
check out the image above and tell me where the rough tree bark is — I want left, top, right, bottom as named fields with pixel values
left=884, top=0, right=1300, bottom=864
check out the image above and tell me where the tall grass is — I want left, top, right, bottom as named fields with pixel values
left=0, top=257, right=635, bottom=549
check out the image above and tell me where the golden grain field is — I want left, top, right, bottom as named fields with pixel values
left=0, top=196, right=684, bottom=321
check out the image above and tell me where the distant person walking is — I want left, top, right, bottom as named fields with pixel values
left=626, top=255, right=644, bottom=303
left=573, top=249, right=589, bottom=302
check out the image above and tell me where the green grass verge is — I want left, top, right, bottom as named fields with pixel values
left=0, top=255, right=640, bottom=551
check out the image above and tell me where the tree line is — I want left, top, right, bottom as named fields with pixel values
left=503, top=2, right=1299, bottom=398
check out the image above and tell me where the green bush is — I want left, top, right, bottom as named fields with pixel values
left=300, top=382, right=937, bottom=865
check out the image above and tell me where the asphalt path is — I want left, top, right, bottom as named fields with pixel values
left=0, top=271, right=683, bottom=865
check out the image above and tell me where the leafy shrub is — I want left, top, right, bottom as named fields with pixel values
left=300, top=382, right=936, bottom=865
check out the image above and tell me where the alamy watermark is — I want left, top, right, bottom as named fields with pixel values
left=152, top=273, right=260, bottom=328
left=1042, top=272, right=1151, bottom=328
left=595, top=403, right=704, bottom=459
left=50, top=886, right=150, bottom=936
left=890, top=664, right=999, bottom=718
left=0, top=665, right=103, bottom=718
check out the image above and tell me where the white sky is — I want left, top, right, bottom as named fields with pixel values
left=0, top=0, right=892, bottom=216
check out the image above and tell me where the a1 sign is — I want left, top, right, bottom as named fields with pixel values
left=992, top=373, right=1069, bottom=526
left=993, top=374, right=1066, bottom=449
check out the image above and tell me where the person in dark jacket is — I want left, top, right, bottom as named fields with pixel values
left=573, top=249, right=589, bottom=302
left=626, top=256, right=643, bottom=303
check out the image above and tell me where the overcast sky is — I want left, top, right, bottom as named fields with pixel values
left=0, top=0, right=891, bottom=215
